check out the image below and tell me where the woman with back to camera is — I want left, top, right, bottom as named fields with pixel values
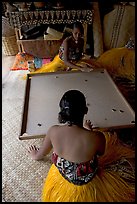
left=28, top=90, right=135, bottom=202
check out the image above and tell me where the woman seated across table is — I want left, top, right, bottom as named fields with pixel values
left=28, top=90, right=135, bottom=202
left=31, top=21, right=100, bottom=74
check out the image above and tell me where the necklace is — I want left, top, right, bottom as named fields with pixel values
left=72, top=36, right=78, bottom=44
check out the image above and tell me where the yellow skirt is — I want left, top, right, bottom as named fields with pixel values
left=41, top=131, right=135, bottom=202
left=29, top=54, right=101, bottom=74
left=21, top=55, right=101, bottom=80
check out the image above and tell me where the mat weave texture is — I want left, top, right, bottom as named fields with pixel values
left=2, top=71, right=52, bottom=202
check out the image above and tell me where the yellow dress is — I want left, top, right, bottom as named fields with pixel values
left=41, top=131, right=135, bottom=202
left=29, top=54, right=101, bottom=75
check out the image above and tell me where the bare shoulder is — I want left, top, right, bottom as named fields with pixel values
left=94, top=131, right=106, bottom=156
left=47, top=125, right=59, bottom=135
left=62, top=38, right=69, bottom=50
left=95, top=131, right=106, bottom=142
left=63, top=36, right=71, bottom=44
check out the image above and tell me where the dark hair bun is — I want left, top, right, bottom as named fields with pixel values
left=58, top=108, right=69, bottom=123
left=58, top=90, right=87, bottom=125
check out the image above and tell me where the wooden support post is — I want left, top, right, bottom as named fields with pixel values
left=15, top=28, right=24, bottom=53
left=92, top=2, right=104, bottom=57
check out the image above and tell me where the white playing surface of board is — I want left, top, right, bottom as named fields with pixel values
left=24, top=70, right=135, bottom=136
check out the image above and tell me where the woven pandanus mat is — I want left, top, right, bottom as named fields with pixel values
left=2, top=71, right=52, bottom=202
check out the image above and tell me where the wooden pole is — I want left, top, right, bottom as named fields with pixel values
left=92, top=2, right=104, bottom=57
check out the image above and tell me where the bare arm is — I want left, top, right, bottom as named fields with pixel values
left=96, top=131, right=106, bottom=156
left=63, top=39, right=91, bottom=71
left=84, top=120, right=105, bottom=156
left=28, top=127, right=53, bottom=160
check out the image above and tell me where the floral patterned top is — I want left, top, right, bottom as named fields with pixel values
left=52, top=152, right=98, bottom=185
left=58, top=36, right=84, bottom=62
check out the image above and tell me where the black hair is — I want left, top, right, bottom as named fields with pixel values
left=72, top=21, right=84, bottom=35
left=58, top=90, right=88, bottom=126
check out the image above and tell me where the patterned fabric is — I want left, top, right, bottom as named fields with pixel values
left=103, top=5, right=135, bottom=50
left=8, top=10, right=93, bottom=29
left=112, top=76, right=135, bottom=111
left=52, top=152, right=98, bottom=185
left=11, top=52, right=33, bottom=70
left=59, top=37, right=84, bottom=62
left=11, top=52, right=51, bottom=70
left=105, top=157, right=135, bottom=184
